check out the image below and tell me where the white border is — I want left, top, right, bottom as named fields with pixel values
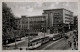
left=0, top=0, right=79, bottom=52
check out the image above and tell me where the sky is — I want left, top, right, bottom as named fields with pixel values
left=6, top=2, right=78, bottom=18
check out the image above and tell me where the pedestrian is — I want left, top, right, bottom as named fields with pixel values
left=71, top=36, right=75, bottom=50
left=68, top=41, right=72, bottom=48
left=74, top=38, right=76, bottom=49
left=76, top=41, right=78, bottom=50
left=64, top=36, right=68, bottom=41
left=70, top=41, right=72, bottom=48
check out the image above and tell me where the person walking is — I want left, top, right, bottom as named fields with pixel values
left=68, top=41, right=72, bottom=48
left=74, top=38, right=76, bottom=49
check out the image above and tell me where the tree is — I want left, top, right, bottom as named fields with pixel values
left=2, top=2, right=16, bottom=45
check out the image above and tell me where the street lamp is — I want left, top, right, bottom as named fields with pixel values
left=14, top=30, right=18, bottom=49
left=41, top=25, right=45, bottom=37
left=44, top=27, right=45, bottom=37
left=69, top=22, right=71, bottom=31
left=62, top=23, right=65, bottom=37
left=26, top=29, right=30, bottom=50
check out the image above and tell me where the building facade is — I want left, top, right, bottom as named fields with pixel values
left=43, top=8, right=74, bottom=33
left=16, top=8, right=74, bottom=35
left=74, top=16, right=78, bottom=30
left=16, top=16, right=46, bottom=36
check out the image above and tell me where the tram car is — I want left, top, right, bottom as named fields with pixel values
left=27, top=36, right=50, bottom=49
left=52, top=34, right=62, bottom=41
left=41, top=36, right=50, bottom=44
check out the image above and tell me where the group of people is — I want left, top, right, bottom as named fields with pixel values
left=64, top=30, right=78, bottom=50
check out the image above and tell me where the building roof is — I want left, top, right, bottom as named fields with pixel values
left=21, top=15, right=45, bottom=18
left=43, top=8, right=73, bottom=13
left=28, top=15, right=45, bottom=18
left=15, top=17, right=21, bottom=20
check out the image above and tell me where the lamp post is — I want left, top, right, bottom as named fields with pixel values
left=69, top=22, right=71, bottom=31
left=41, top=25, right=45, bottom=37
left=62, top=23, right=65, bottom=37
left=44, top=27, right=45, bottom=37
left=26, top=29, right=30, bottom=50
left=14, top=30, right=18, bottom=49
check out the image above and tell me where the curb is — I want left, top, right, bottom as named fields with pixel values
left=4, top=40, right=25, bottom=46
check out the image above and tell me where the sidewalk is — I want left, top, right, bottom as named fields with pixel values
left=3, top=36, right=36, bottom=47
left=3, top=37, right=26, bottom=46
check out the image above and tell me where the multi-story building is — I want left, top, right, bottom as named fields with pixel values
left=74, top=16, right=78, bottom=30
left=16, top=8, right=74, bottom=35
left=18, top=16, right=46, bottom=36
left=43, top=8, right=74, bottom=33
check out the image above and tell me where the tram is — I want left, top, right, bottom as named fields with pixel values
left=52, top=33, right=62, bottom=41
left=27, top=36, right=50, bottom=49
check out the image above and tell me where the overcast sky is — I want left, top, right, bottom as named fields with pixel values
left=6, top=2, right=78, bottom=18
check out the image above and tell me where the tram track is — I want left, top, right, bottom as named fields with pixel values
left=35, top=38, right=63, bottom=50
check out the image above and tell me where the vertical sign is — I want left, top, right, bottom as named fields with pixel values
left=28, top=18, right=30, bottom=29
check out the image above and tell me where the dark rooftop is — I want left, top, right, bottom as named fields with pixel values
left=21, top=15, right=45, bottom=18
left=43, top=8, right=73, bottom=13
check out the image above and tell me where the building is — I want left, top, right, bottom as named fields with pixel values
left=74, top=16, right=78, bottom=30
left=43, top=8, right=74, bottom=33
left=16, top=8, right=74, bottom=35
left=17, top=16, right=46, bottom=36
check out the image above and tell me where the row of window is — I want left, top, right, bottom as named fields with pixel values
left=65, top=14, right=73, bottom=17
left=21, top=23, right=46, bottom=26
left=30, top=21, right=46, bottom=23
left=17, top=25, right=46, bottom=29
left=54, top=17, right=60, bottom=19
left=53, top=24, right=62, bottom=26
left=65, top=20, right=73, bottom=23
left=17, top=20, right=46, bottom=24
left=22, top=21, right=28, bottom=24
left=65, top=17, right=73, bottom=20
left=21, top=28, right=45, bottom=32
left=54, top=13, right=60, bottom=16
left=28, top=17, right=46, bottom=21
left=54, top=20, right=61, bottom=23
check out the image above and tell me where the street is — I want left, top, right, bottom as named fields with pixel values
left=35, top=38, right=70, bottom=50
left=3, top=31, right=77, bottom=50
left=3, top=38, right=70, bottom=50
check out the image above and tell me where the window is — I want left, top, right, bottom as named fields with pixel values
left=54, top=13, right=60, bottom=16
left=56, top=21, right=59, bottom=23
left=65, top=17, right=68, bottom=19
left=65, top=17, right=72, bottom=20
left=65, top=20, right=70, bottom=22
left=26, top=21, right=28, bottom=23
left=65, top=14, right=73, bottom=17
left=19, top=25, right=20, bottom=28
left=54, top=17, right=60, bottom=19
